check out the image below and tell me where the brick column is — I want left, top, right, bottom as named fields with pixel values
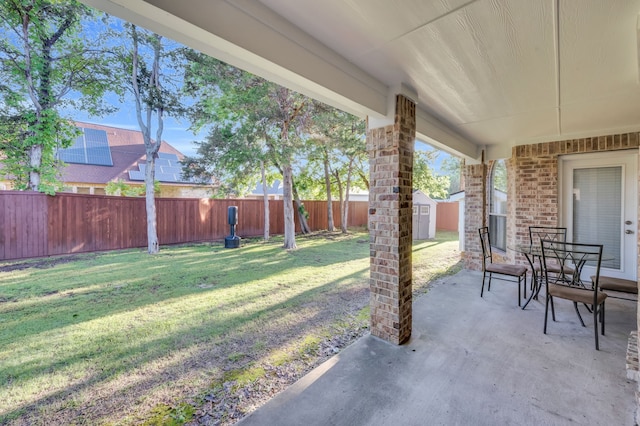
left=463, top=163, right=486, bottom=271
left=367, top=95, right=415, bottom=345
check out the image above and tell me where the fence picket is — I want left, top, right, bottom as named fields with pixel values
left=0, top=191, right=370, bottom=260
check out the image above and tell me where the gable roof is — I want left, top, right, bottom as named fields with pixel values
left=59, top=122, right=191, bottom=186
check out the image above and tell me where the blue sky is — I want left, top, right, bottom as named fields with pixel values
left=72, top=106, right=447, bottom=171
left=72, top=105, right=202, bottom=158
left=66, top=13, right=445, bottom=162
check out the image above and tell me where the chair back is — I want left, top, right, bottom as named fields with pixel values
left=529, top=226, right=567, bottom=247
left=540, top=239, right=603, bottom=299
left=478, top=227, right=492, bottom=269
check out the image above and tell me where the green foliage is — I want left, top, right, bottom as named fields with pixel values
left=413, top=150, right=450, bottom=199
left=181, top=123, right=264, bottom=197
left=492, top=159, right=507, bottom=192
left=440, top=155, right=464, bottom=194
left=183, top=52, right=315, bottom=247
left=302, top=105, right=367, bottom=200
left=0, top=0, right=115, bottom=192
left=143, top=403, right=194, bottom=426
left=108, top=22, right=188, bottom=253
left=105, top=179, right=160, bottom=197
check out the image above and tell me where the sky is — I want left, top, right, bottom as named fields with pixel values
left=70, top=105, right=450, bottom=174
left=64, top=14, right=447, bottom=164
left=72, top=104, right=202, bottom=158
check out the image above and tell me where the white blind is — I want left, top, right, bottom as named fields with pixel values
left=573, top=167, right=621, bottom=268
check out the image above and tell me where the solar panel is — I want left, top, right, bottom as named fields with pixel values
left=128, top=154, right=197, bottom=183
left=158, top=152, right=177, bottom=160
left=58, top=128, right=113, bottom=166
left=128, top=170, right=145, bottom=180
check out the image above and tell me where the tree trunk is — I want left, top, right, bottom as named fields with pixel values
left=333, top=171, right=345, bottom=231
left=292, top=181, right=311, bottom=234
left=282, top=164, right=297, bottom=249
left=28, top=144, right=42, bottom=191
left=145, top=152, right=159, bottom=253
left=261, top=160, right=270, bottom=241
left=130, top=26, right=162, bottom=254
left=341, top=158, right=354, bottom=233
left=323, top=153, right=335, bottom=231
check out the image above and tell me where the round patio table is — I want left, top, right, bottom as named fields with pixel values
left=509, top=243, right=612, bottom=310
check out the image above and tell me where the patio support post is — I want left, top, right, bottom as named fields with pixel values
left=367, top=94, right=415, bottom=345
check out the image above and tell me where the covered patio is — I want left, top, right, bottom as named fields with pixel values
left=238, top=270, right=636, bottom=425
left=82, top=0, right=640, bottom=421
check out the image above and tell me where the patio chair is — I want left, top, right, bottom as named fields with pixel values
left=529, top=226, right=574, bottom=283
left=590, top=275, right=638, bottom=302
left=541, top=240, right=607, bottom=350
left=478, top=227, right=527, bottom=306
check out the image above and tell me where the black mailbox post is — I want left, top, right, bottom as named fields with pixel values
left=225, top=206, right=241, bottom=248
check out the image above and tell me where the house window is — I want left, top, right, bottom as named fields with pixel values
left=489, top=160, right=507, bottom=251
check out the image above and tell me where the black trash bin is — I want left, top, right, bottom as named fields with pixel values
left=225, top=206, right=241, bottom=248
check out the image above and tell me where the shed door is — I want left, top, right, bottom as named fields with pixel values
left=413, top=204, right=430, bottom=240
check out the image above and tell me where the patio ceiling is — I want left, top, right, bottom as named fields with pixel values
left=82, top=0, right=640, bottom=162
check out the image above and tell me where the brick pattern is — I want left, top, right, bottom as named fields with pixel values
left=367, top=95, right=415, bottom=345
left=463, top=164, right=486, bottom=270
left=463, top=132, right=640, bottom=418
left=464, top=131, right=640, bottom=271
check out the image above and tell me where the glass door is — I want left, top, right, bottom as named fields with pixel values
left=561, top=151, right=637, bottom=281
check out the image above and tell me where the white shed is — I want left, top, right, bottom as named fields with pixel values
left=412, top=190, right=437, bottom=240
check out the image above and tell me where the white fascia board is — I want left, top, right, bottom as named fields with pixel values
left=415, top=107, right=480, bottom=162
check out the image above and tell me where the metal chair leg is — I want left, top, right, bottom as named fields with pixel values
left=517, top=276, right=521, bottom=307
left=544, top=294, right=550, bottom=334
left=573, top=301, right=586, bottom=327
left=481, top=272, right=486, bottom=297
left=593, top=306, right=599, bottom=350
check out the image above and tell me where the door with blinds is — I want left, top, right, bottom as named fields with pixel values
left=561, top=151, right=638, bottom=281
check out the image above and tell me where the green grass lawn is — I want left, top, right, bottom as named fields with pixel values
left=0, top=230, right=461, bottom=425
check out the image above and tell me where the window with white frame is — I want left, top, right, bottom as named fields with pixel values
left=489, top=160, right=507, bottom=251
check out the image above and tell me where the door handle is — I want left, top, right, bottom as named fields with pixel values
left=626, top=229, right=634, bottom=234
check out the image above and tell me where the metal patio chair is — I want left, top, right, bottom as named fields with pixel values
left=529, top=226, right=574, bottom=283
left=478, top=227, right=527, bottom=306
left=541, top=240, right=607, bottom=350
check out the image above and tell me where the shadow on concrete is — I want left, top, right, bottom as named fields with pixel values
left=239, top=269, right=637, bottom=426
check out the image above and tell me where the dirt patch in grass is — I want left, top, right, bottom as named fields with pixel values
left=183, top=287, right=371, bottom=426
left=0, top=253, right=97, bottom=272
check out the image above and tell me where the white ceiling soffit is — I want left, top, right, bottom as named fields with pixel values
left=82, top=0, right=640, bottom=162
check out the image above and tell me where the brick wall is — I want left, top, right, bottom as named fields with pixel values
left=464, top=132, right=640, bottom=271
left=367, top=95, right=415, bottom=345
left=463, top=164, right=485, bottom=270
left=462, top=131, right=640, bottom=417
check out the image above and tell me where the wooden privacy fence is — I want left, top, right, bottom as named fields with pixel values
left=436, top=201, right=459, bottom=231
left=0, top=191, right=369, bottom=261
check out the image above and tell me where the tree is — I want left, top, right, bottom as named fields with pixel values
left=0, top=0, right=113, bottom=193
left=184, top=54, right=312, bottom=249
left=305, top=105, right=366, bottom=233
left=440, top=155, right=464, bottom=194
left=413, top=150, right=450, bottom=199
left=114, top=23, right=185, bottom=253
left=105, top=179, right=159, bottom=197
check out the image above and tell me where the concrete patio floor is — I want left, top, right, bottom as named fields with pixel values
left=238, top=269, right=637, bottom=426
